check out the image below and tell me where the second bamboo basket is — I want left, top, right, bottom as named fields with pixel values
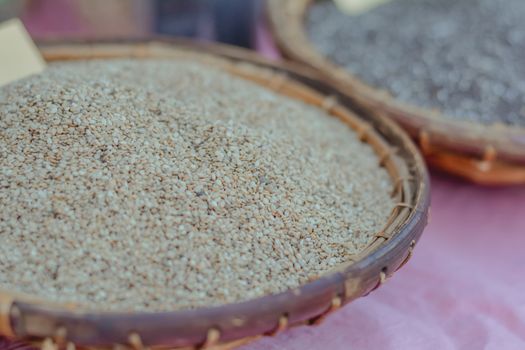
left=267, top=0, right=525, bottom=185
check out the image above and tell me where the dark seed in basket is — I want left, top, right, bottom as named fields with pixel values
left=307, top=0, right=525, bottom=126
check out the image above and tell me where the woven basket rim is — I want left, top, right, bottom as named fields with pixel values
left=266, top=0, right=525, bottom=165
left=0, top=39, right=429, bottom=349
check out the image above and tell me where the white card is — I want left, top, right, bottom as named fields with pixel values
left=0, top=18, right=46, bottom=86
left=334, top=0, right=391, bottom=15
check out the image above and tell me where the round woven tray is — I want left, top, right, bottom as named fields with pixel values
left=267, top=0, right=525, bottom=185
left=0, top=39, right=429, bottom=350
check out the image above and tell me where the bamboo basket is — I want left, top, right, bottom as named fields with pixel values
left=267, top=0, right=525, bottom=185
left=0, top=39, right=430, bottom=350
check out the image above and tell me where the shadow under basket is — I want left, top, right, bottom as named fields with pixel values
left=267, top=0, right=525, bottom=186
left=0, top=40, right=430, bottom=350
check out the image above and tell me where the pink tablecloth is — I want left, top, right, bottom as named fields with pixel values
left=240, top=174, right=525, bottom=350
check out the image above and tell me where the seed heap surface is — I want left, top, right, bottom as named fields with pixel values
left=307, top=0, right=525, bottom=126
left=0, top=59, right=394, bottom=311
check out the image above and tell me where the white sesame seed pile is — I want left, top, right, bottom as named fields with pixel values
left=0, top=59, right=394, bottom=311
left=307, top=0, right=525, bottom=126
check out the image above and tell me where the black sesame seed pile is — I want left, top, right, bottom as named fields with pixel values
left=307, top=0, right=525, bottom=126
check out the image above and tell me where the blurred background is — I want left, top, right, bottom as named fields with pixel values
left=0, top=0, right=263, bottom=47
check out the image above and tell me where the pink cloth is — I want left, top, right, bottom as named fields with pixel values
left=21, top=0, right=151, bottom=39
left=21, top=0, right=89, bottom=38
left=240, top=175, right=525, bottom=350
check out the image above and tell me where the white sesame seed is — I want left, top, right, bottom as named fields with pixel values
left=0, top=59, right=394, bottom=311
